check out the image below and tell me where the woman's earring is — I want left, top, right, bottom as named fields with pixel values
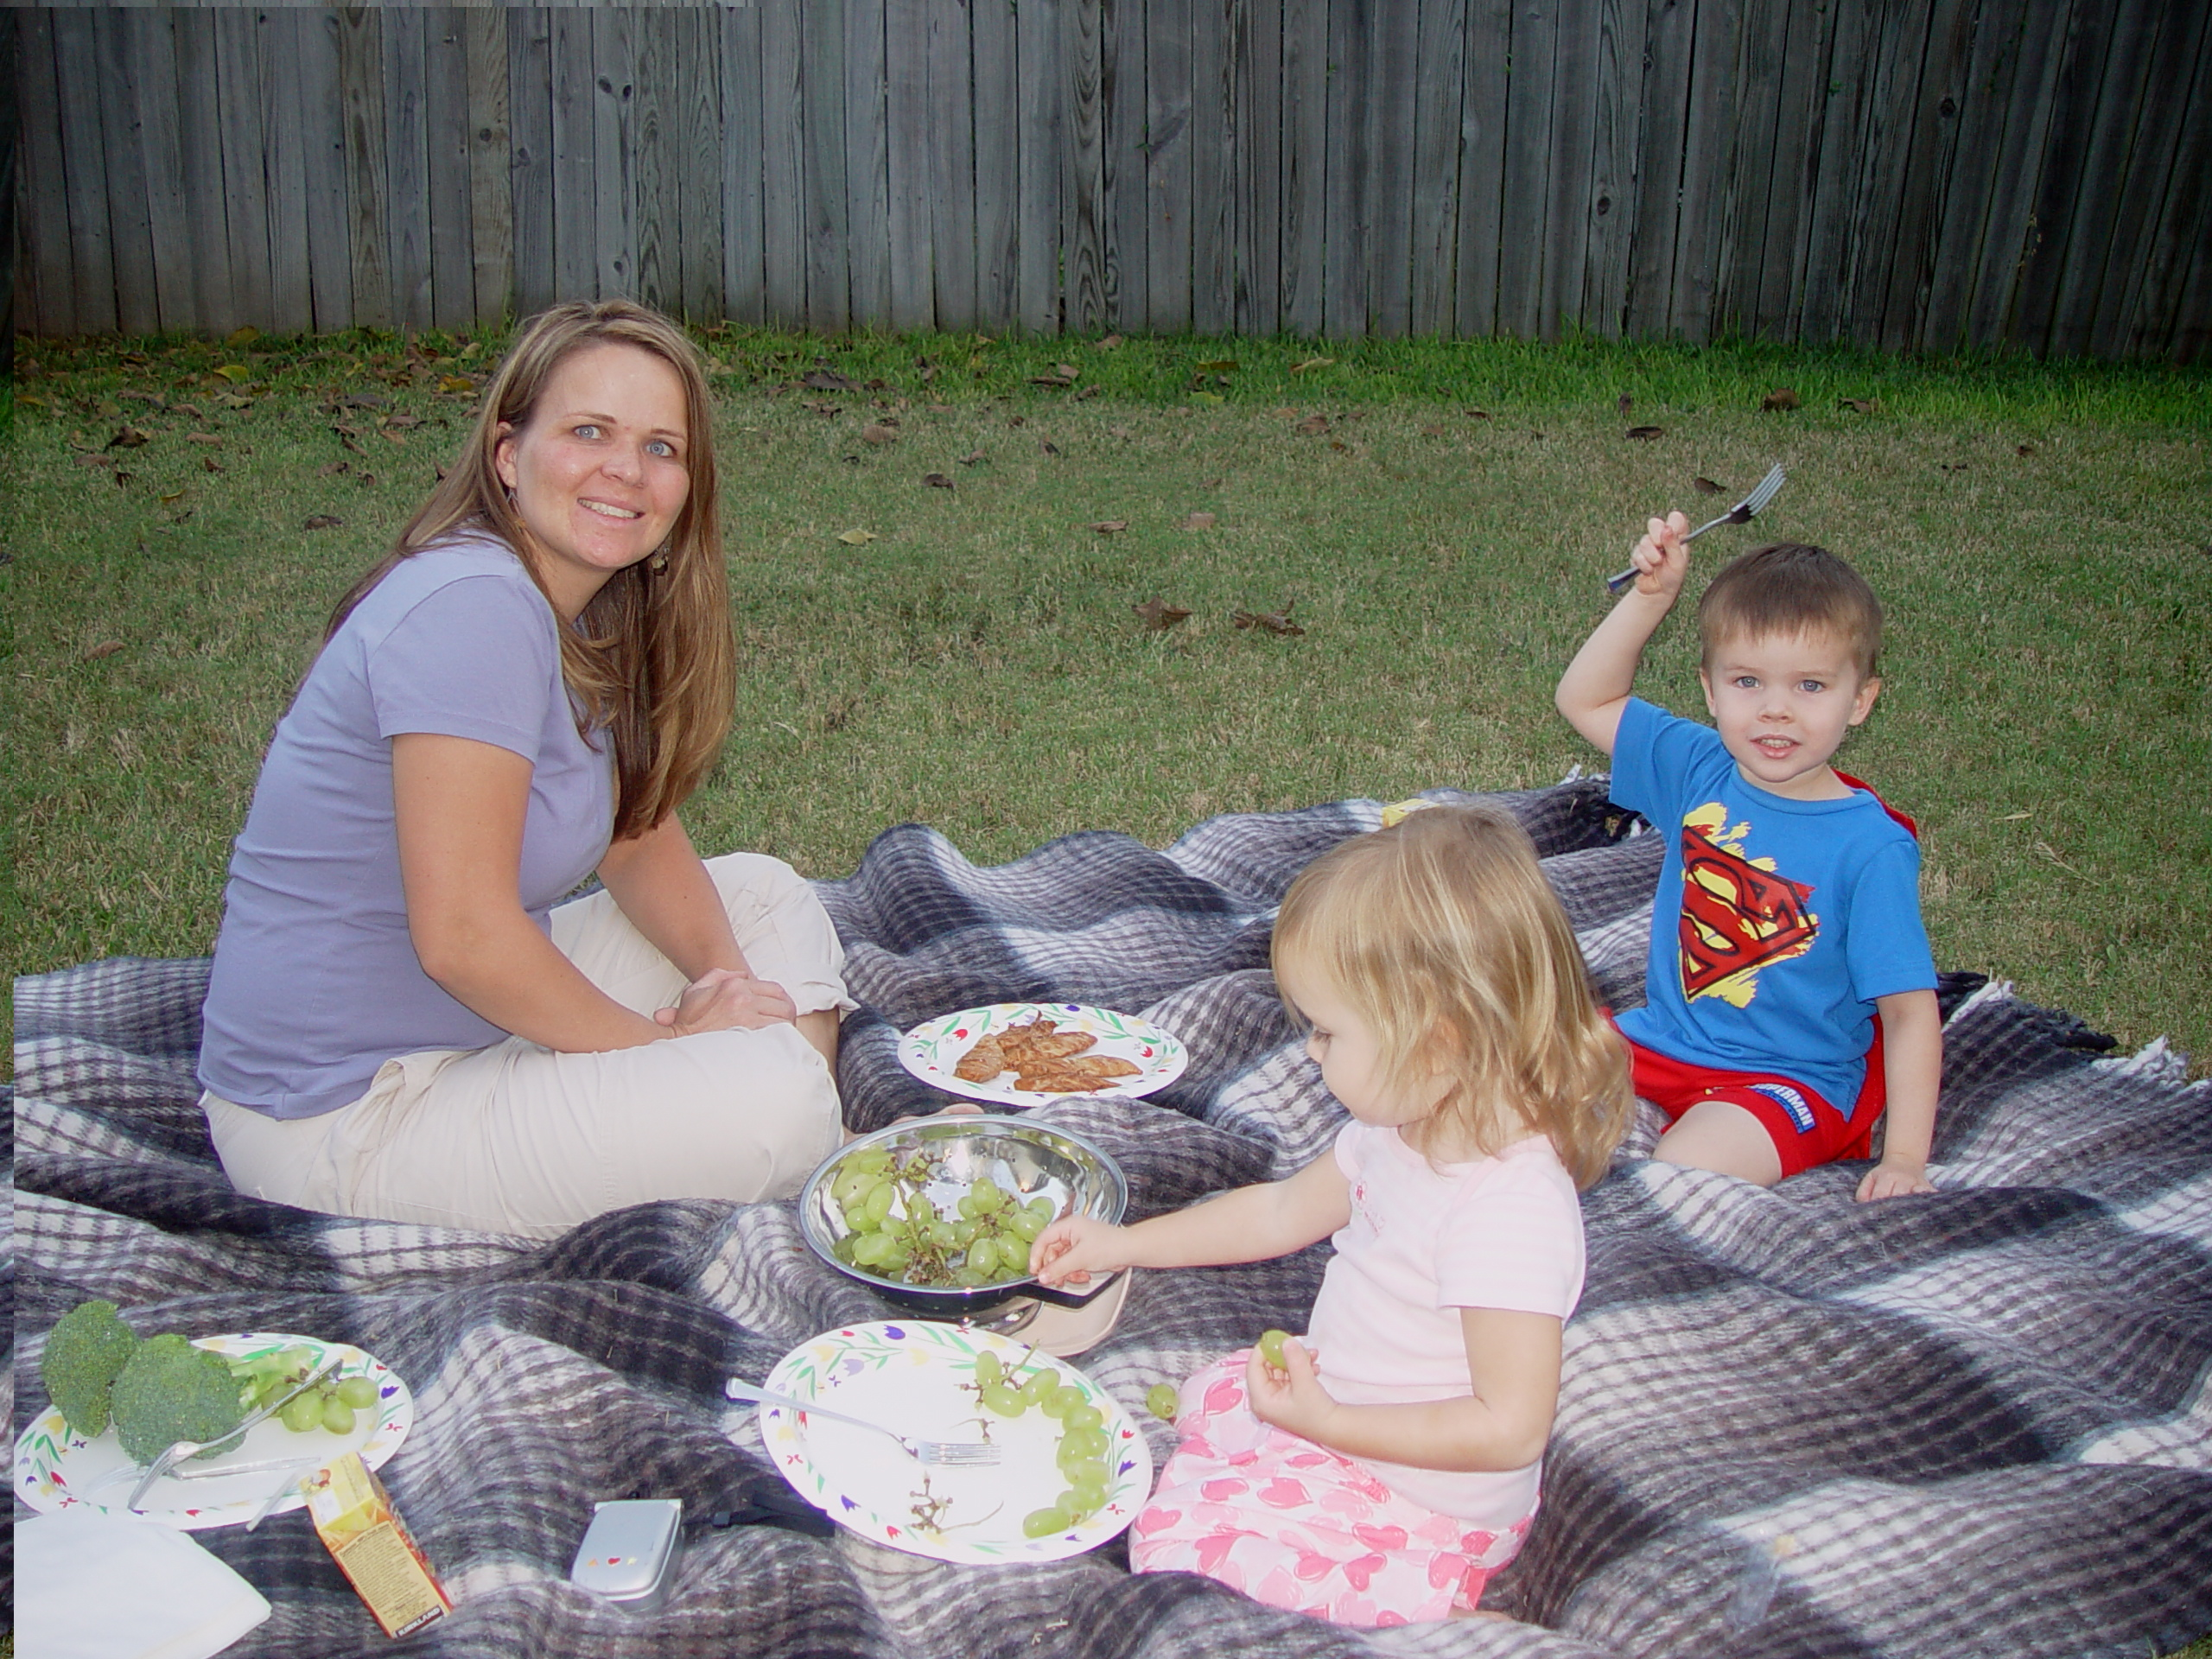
left=651, top=545, right=671, bottom=573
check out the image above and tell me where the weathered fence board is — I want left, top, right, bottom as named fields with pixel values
left=16, top=0, right=2209, bottom=359
left=927, top=0, right=979, bottom=332
left=258, top=10, right=313, bottom=338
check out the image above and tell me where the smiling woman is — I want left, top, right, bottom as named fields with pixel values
left=193, top=301, right=855, bottom=1240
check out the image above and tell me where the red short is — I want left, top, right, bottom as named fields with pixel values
left=1618, top=1019, right=1887, bottom=1179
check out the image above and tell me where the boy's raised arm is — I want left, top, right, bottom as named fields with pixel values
left=1555, top=512, right=1690, bottom=756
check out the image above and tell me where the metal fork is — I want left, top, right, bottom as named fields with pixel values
left=124, top=1354, right=342, bottom=1511
left=724, top=1380, right=1002, bottom=1467
left=1605, top=463, right=1789, bottom=594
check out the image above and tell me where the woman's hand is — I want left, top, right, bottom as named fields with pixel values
left=1028, top=1217, right=1134, bottom=1287
left=654, top=967, right=798, bottom=1038
left=1245, top=1335, right=1339, bottom=1442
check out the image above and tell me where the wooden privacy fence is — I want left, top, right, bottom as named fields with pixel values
left=15, top=1, right=2212, bottom=359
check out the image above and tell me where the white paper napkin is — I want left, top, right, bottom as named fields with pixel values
left=16, top=1509, right=273, bottom=1659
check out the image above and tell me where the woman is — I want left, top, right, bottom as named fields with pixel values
left=198, top=301, right=851, bottom=1239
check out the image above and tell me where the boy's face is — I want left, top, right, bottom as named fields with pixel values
left=1699, top=628, right=1880, bottom=799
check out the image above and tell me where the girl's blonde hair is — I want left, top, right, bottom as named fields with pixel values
left=325, top=300, right=734, bottom=842
left=1272, top=805, right=1634, bottom=1188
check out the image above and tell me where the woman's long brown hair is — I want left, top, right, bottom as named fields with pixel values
left=325, top=301, right=734, bottom=842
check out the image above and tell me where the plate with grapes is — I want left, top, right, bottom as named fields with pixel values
left=15, top=1332, right=414, bottom=1530
left=899, top=1001, right=1188, bottom=1107
left=753, top=1320, right=1151, bottom=1564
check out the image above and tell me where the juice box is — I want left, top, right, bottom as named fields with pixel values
left=302, top=1453, right=453, bottom=1638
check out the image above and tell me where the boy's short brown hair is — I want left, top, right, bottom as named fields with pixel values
left=1697, top=542, right=1883, bottom=680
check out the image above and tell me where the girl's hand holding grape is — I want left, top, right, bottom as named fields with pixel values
left=1244, top=1332, right=1338, bottom=1443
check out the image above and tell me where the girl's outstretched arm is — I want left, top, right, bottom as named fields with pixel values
left=1249, top=1308, right=1562, bottom=1473
left=1029, top=1152, right=1351, bottom=1287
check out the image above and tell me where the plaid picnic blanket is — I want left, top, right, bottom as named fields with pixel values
left=12, top=779, right=2212, bottom=1658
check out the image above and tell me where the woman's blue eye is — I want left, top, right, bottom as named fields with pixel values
left=574, top=423, right=601, bottom=439
left=646, top=438, right=677, bottom=458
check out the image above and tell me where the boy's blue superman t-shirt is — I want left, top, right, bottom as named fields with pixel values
left=1609, top=697, right=1936, bottom=1114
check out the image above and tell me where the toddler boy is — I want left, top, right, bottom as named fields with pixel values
left=1555, top=513, right=1940, bottom=1201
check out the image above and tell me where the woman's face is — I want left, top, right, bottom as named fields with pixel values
left=493, top=341, right=691, bottom=620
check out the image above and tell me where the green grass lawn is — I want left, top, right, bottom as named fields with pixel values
left=4, top=327, right=2208, bottom=1081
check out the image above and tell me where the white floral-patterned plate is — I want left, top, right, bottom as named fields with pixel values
left=899, top=1001, right=1188, bottom=1107
left=753, top=1320, right=1150, bottom=1563
left=15, top=1332, right=413, bottom=1531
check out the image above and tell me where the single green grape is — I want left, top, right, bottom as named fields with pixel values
left=1062, top=1403, right=1103, bottom=1433
left=981, top=1383, right=1026, bottom=1417
left=974, top=1351, right=1004, bottom=1386
left=1068, top=1471, right=1109, bottom=1510
left=1146, top=1383, right=1179, bottom=1421
left=969, top=1178, right=1003, bottom=1211
left=1021, top=1506, right=1071, bottom=1539
left=1257, top=1329, right=1292, bottom=1370
left=861, top=1182, right=898, bottom=1226
left=335, top=1376, right=379, bottom=1410
left=1058, top=1427, right=1108, bottom=1461
left=1006, top=1209, right=1046, bottom=1243
left=279, top=1393, right=322, bottom=1433
left=321, top=1393, right=356, bottom=1435
left=1019, top=1370, right=1057, bottom=1405
left=965, top=1236, right=1001, bottom=1276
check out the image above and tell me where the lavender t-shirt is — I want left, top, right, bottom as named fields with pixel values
left=199, top=536, right=614, bottom=1119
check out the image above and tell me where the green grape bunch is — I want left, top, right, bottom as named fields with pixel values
left=827, top=1146, right=1059, bottom=1291
left=229, top=1346, right=380, bottom=1439
left=961, top=1351, right=1121, bottom=1539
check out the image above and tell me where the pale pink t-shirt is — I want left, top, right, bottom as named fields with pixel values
left=1302, top=1121, right=1586, bottom=1523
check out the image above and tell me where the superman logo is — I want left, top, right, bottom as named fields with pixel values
left=1677, top=805, right=1819, bottom=1005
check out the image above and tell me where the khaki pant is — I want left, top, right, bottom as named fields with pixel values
left=205, top=853, right=853, bottom=1239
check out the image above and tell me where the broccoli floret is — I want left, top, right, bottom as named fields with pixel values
left=109, top=1333, right=256, bottom=1465
left=41, top=1300, right=140, bottom=1439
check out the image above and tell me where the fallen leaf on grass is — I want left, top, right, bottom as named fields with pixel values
left=82, top=640, right=126, bottom=661
left=1134, top=599, right=1192, bottom=632
left=1693, top=475, right=1727, bottom=494
left=202, top=456, right=223, bottom=474
left=1295, top=414, right=1330, bottom=435
left=1181, top=511, right=1217, bottom=530
left=119, top=390, right=165, bottom=408
left=862, top=423, right=900, bottom=444
left=1195, top=359, right=1238, bottom=374
left=385, top=413, right=423, bottom=431
left=1761, top=388, right=1802, bottom=412
left=1291, top=357, right=1335, bottom=374
left=1421, top=424, right=1446, bottom=438
left=1998, top=810, right=2032, bottom=821
left=186, top=431, right=222, bottom=445
left=2016, top=442, right=2036, bottom=455
left=1090, top=520, right=1128, bottom=534
left=1099, top=334, right=1125, bottom=349
left=836, top=529, right=879, bottom=545
left=1031, top=365, right=1081, bottom=387
left=304, top=514, right=343, bottom=530
left=958, top=449, right=987, bottom=466
left=320, top=461, right=351, bottom=476
left=804, top=369, right=860, bottom=391
left=356, top=473, right=378, bottom=486
left=928, top=403, right=955, bottom=413
left=159, top=489, right=188, bottom=505
left=107, top=426, right=150, bottom=449
left=1839, top=397, right=1878, bottom=413
left=344, top=393, right=390, bottom=409
left=804, top=400, right=842, bottom=416
left=1464, top=408, right=1491, bottom=419
left=922, top=473, right=956, bottom=490
left=1076, top=385, right=1101, bottom=400
left=1329, top=439, right=1350, bottom=452
left=1233, top=607, right=1305, bottom=637
left=1007, top=415, right=1027, bottom=427
left=215, top=364, right=252, bottom=384
left=75, top=453, right=115, bottom=469
left=439, top=374, right=476, bottom=394
left=1041, top=439, right=1061, bottom=456
left=1618, top=393, right=1634, bottom=416
left=1626, top=425, right=1666, bottom=441
left=113, top=472, right=133, bottom=487
left=226, top=325, right=260, bottom=347
left=1940, top=461, right=1969, bottom=473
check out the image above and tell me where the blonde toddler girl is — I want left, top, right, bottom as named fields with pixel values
left=1030, top=805, right=1633, bottom=1626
